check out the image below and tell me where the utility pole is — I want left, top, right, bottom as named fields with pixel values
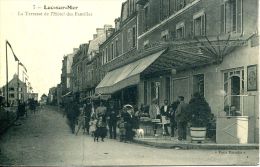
left=5, top=41, right=9, bottom=122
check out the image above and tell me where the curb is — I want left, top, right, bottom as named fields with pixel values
left=133, top=139, right=259, bottom=150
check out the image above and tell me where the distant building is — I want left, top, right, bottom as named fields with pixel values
left=28, top=93, right=38, bottom=101
left=61, top=48, right=79, bottom=96
left=81, top=25, right=113, bottom=101
left=48, top=87, right=57, bottom=105
left=1, top=74, right=27, bottom=106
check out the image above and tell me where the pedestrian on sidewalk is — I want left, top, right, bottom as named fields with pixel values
left=84, top=103, right=91, bottom=134
left=123, top=105, right=135, bottom=141
left=106, top=101, right=118, bottom=139
left=89, top=116, right=97, bottom=137
left=117, top=115, right=126, bottom=142
left=75, top=106, right=86, bottom=135
left=95, top=101, right=107, bottom=141
left=175, top=96, right=188, bottom=141
left=169, top=101, right=179, bottom=137
left=67, top=100, right=80, bottom=134
left=149, top=98, right=161, bottom=136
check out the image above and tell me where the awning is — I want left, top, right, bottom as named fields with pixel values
left=96, top=49, right=166, bottom=94
left=142, top=34, right=250, bottom=74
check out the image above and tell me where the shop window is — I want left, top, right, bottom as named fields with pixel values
left=176, top=22, right=185, bottom=39
left=193, top=12, right=206, bottom=36
left=193, top=74, right=204, bottom=97
left=221, top=0, right=242, bottom=34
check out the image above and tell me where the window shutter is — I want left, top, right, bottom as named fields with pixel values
left=236, top=0, right=242, bottom=33
left=220, top=4, right=225, bottom=33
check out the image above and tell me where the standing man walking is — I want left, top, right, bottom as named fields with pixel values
left=160, top=99, right=170, bottom=136
left=175, top=96, right=188, bottom=141
left=106, top=101, right=118, bottom=139
left=169, top=101, right=179, bottom=137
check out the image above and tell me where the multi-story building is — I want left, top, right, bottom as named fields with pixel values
left=61, top=48, right=79, bottom=96
left=96, top=0, right=139, bottom=105
left=71, top=43, right=89, bottom=100
left=96, top=0, right=258, bottom=143
left=2, top=74, right=27, bottom=106
left=48, top=87, right=57, bottom=105
left=81, top=25, right=113, bottom=100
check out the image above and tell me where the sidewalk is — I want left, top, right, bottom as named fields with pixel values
left=0, top=107, right=17, bottom=135
left=133, top=136, right=259, bottom=150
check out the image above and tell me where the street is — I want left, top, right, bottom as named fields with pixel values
left=0, top=106, right=258, bottom=166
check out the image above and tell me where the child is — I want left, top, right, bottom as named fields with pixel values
left=117, top=116, right=126, bottom=142
left=89, top=116, right=97, bottom=137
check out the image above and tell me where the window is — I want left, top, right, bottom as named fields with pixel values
left=132, top=26, right=136, bottom=47
left=161, top=30, right=169, bottom=41
left=223, top=68, right=245, bottom=112
left=105, top=47, right=108, bottom=63
left=193, top=74, right=204, bottom=97
left=193, top=12, right=206, bottom=36
left=144, top=6, right=149, bottom=31
left=221, top=0, right=242, bottom=34
left=9, top=93, right=14, bottom=98
left=174, top=0, right=186, bottom=11
left=111, top=43, right=114, bottom=59
left=160, top=0, right=170, bottom=21
left=176, top=22, right=185, bottom=39
left=9, top=87, right=14, bottom=91
left=115, top=40, right=119, bottom=57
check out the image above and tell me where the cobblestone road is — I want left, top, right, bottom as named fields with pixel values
left=0, top=106, right=258, bottom=166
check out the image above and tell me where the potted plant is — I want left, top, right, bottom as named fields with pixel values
left=187, top=93, right=212, bottom=143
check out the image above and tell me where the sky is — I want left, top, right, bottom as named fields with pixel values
left=0, top=0, right=124, bottom=97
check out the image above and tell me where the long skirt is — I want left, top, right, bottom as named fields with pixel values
left=96, top=127, right=107, bottom=138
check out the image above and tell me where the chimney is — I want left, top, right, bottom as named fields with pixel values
left=104, top=24, right=113, bottom=31
left=106, top=28, right=115, bottom=38
left=114, top=18, right=121, bottom=31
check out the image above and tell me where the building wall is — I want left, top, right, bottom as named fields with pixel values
left=137, top=0, right=258, bottom=49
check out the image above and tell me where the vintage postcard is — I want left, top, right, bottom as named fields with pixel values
left=0, top=0, right=259, bottom=166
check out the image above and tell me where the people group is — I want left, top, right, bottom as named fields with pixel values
left=67, top=94, right=213, bottom=142
left=67, top=99, right=139, bottom=143
left=148, top=96, right=190, bottom=141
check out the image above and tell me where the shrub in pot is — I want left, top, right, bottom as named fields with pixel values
left=187, top=93, right=212, bottom=142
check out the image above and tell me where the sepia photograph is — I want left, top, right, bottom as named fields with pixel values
left=0, top=0, right=259, bottom=166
